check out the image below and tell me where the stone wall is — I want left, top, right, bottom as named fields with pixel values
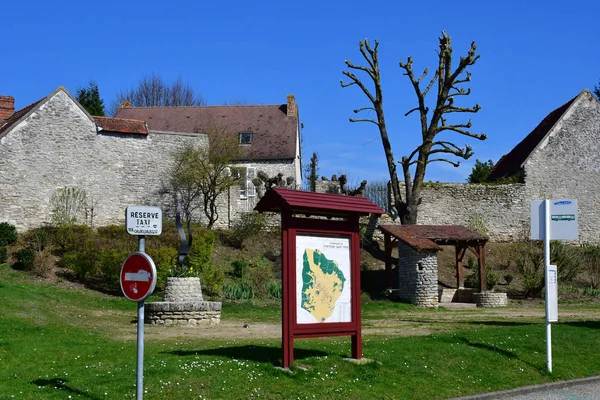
left=416, top=183, right=528, bottom=242
left=0, top=90, right=297, bottom=231
left=396, top=242, right=438, bottom=307
left=0, top=91, right=207, bottom=230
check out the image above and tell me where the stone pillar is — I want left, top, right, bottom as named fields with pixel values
left=397, top=242, right=439, bottom=307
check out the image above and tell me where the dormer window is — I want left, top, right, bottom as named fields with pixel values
left=239, top=131, right=253, bottom=145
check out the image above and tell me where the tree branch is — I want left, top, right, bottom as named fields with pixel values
left=340, top=70, right=376, bottom=103
left=349, top=117, right=380, bottom=126
left=354, top=107, right=376, bottom=113
left=426, top=158, right=461, bottom=167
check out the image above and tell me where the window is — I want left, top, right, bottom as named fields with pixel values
left=239, top=167, right=256, bottom=198
left=239, top=131, right=253, bottom=145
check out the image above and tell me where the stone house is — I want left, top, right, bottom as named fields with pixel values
left=115, top=95, right=302, bottom=218
left=0, top=87, right=301, bottom=230
left=333, top=89, right=599, bottom=243
left=414, top=88, right=600, bottom=242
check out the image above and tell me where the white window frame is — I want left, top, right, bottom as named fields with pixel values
left=239, top=166, right=256, bottom=199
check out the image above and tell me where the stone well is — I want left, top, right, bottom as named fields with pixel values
left=145, top=277, right=222, bottom=326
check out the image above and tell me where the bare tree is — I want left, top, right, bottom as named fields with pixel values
left=163, top=124, right=241, bottom=229
left=341, top=31, right=486, bottom=224
left=110, top=73, right=206, bottom=115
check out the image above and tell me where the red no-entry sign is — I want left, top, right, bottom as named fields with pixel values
left=120, top=252, right=157, bottom=302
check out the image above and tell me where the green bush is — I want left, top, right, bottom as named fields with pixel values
left=231, top=259, right=249, bottom=279
left=200, top=263, right=225, bottom=298
left=186, top=229, right=217, bottom=275
left=15, top=248, right=35, bottom=271
left=464, top=268, right=497, bottom=290
left=147, top=246, right=178, bottom=290
left=226, top=212, right=266, bottom=249
left=58, top=226, right=98, bottom=281
left=0, top=222, right=18, bottom=246
left=0, top=246, right=7, bottom=264
left=97, top=248, right=130, bottom=290
left=512, top=241, right=583, bottom=297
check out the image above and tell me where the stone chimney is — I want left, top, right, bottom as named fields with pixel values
left=286, top=94, right=297, bottom=118
left=0, top=95, right=15, bottom=122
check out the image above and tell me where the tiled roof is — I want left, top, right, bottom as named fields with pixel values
left=378, top=225, right=488, bottom=251
left=115, top=104, right=298, bottom=160
left=0, top=98, right=44, bottom=137
left=254, top=187, right=384, bottom=217
left=488, top=95, right=578, bottom=181
left=93, top=116, right=148, bottom=135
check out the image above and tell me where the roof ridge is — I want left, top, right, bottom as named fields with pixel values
left=118, top=104, right=285, bottom=110
left=488, top=90, right=581, bottom=181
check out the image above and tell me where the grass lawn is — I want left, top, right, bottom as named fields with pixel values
left=2, top=264, right=600, bottom=399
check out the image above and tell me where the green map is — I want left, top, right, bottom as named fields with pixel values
left=301, top=248, right=346, bottom=322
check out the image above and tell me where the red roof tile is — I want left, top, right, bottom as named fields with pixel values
left=115, top=104, right=298, bottom=160
left=255, top=187, right=384, bottom=217
left=488, top=95, right=577, bottom=181
left=378, top=225, right=488, bottom=251
left=93, top=116, right=148, bottom=135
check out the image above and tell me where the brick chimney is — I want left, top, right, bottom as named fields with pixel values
left=0, top=95, right=15, bottom=122
left=286, top=94, right=297, bottom=118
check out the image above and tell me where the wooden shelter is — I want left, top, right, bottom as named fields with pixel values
left=379, top=225, right=489, bottom=292
left=255, top=188, right=383, bottom=368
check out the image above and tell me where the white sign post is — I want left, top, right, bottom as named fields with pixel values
left=124, top=206, right=162, bottom=399
left=530, top=199, right=578, bottom=373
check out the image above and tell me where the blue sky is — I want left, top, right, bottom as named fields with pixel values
left=3, top=0, right=599, bottom=185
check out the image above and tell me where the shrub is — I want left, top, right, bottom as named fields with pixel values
left=53, top=224, right=95, bottom=252
left=58, top=227, right=98, bottom=281
left=15, top=248, right=35, bottom=271
left=97, top=248, right=131, bottom=290
left=581, top=244, right=600, bottom=289
left=464, top=268, right=497, bottom=290
left=199, top=263, right=225, bottom=298
left=0, top=222, right=18, bottom=246
left=49, top=187, right=87, bottom=226
left=512, top=242, right=545, bottom=298
left=504, top=274, right=514, bottom=285
left=231, top=259, right=249, bottom=279
left=0, top=246, right=7, bottom=264
left=186, top=229, right=217, bottom=275
left=226, top=212, right=266, bottom=249
left=246, top=258, right=275, bottom=299
left=147, top=246, right=178, bottom=290
left=32, top=247, right=55, bottom=278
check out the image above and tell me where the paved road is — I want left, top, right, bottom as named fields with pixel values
left=452, top=376, right=600, bottom=400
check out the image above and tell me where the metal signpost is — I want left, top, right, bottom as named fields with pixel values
left=530, top=199, right=578, bottom=373
left=122, top=206, right=162, bottom=400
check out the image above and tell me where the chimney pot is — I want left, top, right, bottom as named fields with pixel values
left=286, top=94, right=297, bottom=118
left=0, top=95, right=15, bottom=122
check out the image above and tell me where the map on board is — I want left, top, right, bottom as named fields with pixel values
left=296, top=235, right=351, bottom=324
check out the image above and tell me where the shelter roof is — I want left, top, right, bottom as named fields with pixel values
left=254, top=187, right=384, bottom=217
left=378, top=225, right=488, bottom=251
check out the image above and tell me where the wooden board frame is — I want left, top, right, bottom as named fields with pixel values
left=281, top=214, right=361, bottom=368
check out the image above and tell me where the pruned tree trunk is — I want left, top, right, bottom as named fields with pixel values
left=341, top=32, right=486, bottom=224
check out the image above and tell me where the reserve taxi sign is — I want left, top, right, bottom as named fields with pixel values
left=126, top=206, right=162, bottom=236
